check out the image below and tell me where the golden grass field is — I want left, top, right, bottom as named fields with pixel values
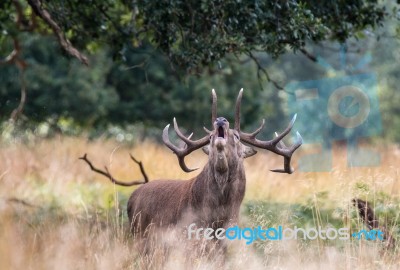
left=0, top=136, right=399, bottom=269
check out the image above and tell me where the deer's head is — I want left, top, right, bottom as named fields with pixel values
left=201, top=116, right=256, bottom=175
left=162, top=89, right=302, bottom=175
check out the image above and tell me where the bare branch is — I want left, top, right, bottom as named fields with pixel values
left=0, top=1, right=30, bottom=121
left=0, top=39, right=27, bottom=122
left=124, top=60, right=148, bottom=70
left=10, top=59, right=27, bottom=121
left=13, top=0, right=24, bottom=27
left=0, top=38, right=20, bottom=65
left=79, top=153, right=149, bottom=186
left=27, top=0, right=89, bottom=65
left=299, top=48, right=317, bottom=62
left=247, top=52, right=284, bottom=90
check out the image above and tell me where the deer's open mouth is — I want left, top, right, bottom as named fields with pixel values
left=218, top=126, right=225, bottom=138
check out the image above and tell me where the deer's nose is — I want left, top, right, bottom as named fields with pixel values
left=216, top=117, right=226, bottom=127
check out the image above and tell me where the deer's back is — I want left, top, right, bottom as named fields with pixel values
left=127, top=179, right=194, bottom=233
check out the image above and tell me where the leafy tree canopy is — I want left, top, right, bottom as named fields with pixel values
left=1, top=0, right=400, bottom=143
left=0, top=0, right=392, bottom=72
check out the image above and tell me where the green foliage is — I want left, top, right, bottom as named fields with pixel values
left=0, top=35, right=285, bottom=137
left=0, top=0, right=399, bottom=142
left=245, top=200, right=344, bottom=231
left=0, top=0, right=391, bottom=72
left=40, top=0, right=387, bottom=71
left=0, top=35, right=118, bottom=127
left=244, top=195, right=400, bottom=249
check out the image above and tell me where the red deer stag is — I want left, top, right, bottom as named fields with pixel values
left=81, top=89, right=302, bottom=237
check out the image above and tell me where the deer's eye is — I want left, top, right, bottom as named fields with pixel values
left=234, top=134, right=240, bottom=140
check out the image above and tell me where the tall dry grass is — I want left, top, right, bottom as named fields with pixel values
left=0, top=136, right=399, bottom=269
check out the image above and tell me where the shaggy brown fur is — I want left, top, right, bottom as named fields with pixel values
left=127, top=119, right=254, bottom=236
left=352, top=198, right=395, bottom=250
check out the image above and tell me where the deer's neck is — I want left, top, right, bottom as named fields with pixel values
left=193, top=160, right=246, bottom=200
left=189, top=161, right=246, bottom=227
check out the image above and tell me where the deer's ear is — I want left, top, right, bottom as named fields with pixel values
left=243, top=146, right=257, bottom=158
left=202, top=145, right=210, bottom=155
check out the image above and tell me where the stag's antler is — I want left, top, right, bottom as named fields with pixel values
left=162, top=90, right=218, bottom=172
left=211, top=88, right=217, bottom=124
left=235, top=89, right=303, bottom=173
left=80, top=153, right=149, bottom=186
left=163, top=119, right=209, bottom=172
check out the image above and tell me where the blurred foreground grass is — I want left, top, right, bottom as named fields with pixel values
left=0, top=137, right=399, bottom=269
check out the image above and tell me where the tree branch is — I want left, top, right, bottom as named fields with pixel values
left=0, top=38, right=20, bottom=65
left=13, top=0, right=37, bottom=32
left=299, top=48, right=317, bottom=62
left=79, top=153, right=149, bottom=186
left=1, top=1, right=29, bottom=121
left=27, top=0, right=89, bottom=65
left=247, top=52, right=284, bottom=90
left=278, top=39, right=318, bottom=63
left=0, top=39, right=27, bottom=122
left=316, top=43, right=362, bottom=54
left=10, top=59, right=27, bottom=121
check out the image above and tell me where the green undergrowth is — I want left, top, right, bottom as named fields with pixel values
left=4, top=180, right=400, bottom=253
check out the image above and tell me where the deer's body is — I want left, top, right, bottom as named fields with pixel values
left=128, top=135, right=247, bottom=234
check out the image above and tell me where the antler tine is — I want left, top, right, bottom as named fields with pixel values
left=162, top=121, right=209, bottom=173
left=274, top=132, right=286, bottom=149
left=162, top=124, right=180, bottom=153
left=178, top=156, right=199, bottom=172
left=235, top=89, right=265, bottom=139
left=211, top=89, right=217, bottom=124
left=173, top=118, right=194, bottom=145
left=269, top=131, right=302, bottom=173
left=203, top=127, right=212, bottom=134
left=234, top=88, right=244, bottom=131
left=248, top=119, right=265, bottom=138
left=179, top=132, right=193, bottom=149
left=269, top=114, right=298, bottom=147
left=162, top=89, right=219, bottom=172
left=270, top=156, right=294, bottom=174
left=242, top=118, right=302, bottom=173
left=238, top=107, right=303, bottom=173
